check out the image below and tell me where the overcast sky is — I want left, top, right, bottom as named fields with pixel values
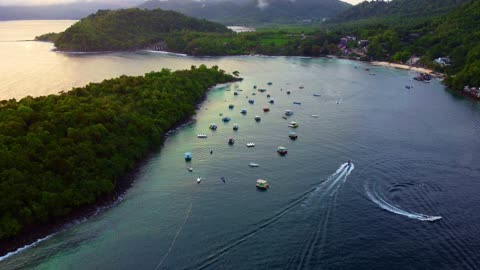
left=0, top=0, right=367, bottom=6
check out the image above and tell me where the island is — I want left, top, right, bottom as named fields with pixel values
left=0, top=65, right=239, bottom=255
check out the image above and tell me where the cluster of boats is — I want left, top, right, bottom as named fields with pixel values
left=185, top=81, right=314, bottom=190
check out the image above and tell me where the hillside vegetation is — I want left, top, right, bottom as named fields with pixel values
left=0, top=65, right=236, bottom=240
left=53, top=8, right=231, bottom=51
left=140, top=0, right=351, bottom=25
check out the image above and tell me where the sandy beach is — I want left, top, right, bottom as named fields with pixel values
left=370, top=61, right=435, bottom=74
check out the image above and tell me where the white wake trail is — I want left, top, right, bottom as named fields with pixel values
left=365, top=182, right=441, bottom=222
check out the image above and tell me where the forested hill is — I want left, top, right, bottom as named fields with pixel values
left=0, top=65, right=237, bottom=246
left=333, top=0, right=471, bottom=22
left=139, top=0, right=351, bottom=25
left=53, top=8, right=231, bottom=52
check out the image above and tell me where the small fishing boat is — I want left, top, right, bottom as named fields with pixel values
left=253, top=85, right=257, bottom=89
left=246, top=143, right=255, bottom=147
left=282, top=116, right=288, bottom=120
left=289, top=132, right=298, bottom=140
left=222, top=117, right=231, bottom=122
left=258, top=88, right=267, bottom=92
left=249, top=162, right=259, bottom=167
left=229, top=104, right=235, bottom=109
left=252, top=92, right=257, bottom=95
left=256, top=179, right=270, bottom=190
left=313, top=93, right=321, bottom=97
left=267, top=94, right=271, bottom=98
left=288, top=121, right=299, bottom=128
left=197, top=177, right=202, bottom=184
left=197, top=134, right=208, bottom=138
left=241, top=109, right=247, bottom=115
left=263, top=107, right=270, bottom=112
left=277, top=146, right=288, bottom=155
left=311, top=115, right=319, bottom=118
left=299, top=86, right=304, bottom=89
left=267, top=82, right=273, bottom=85
left=268, top=99, right=275, bottom=104
left=209, top=124, right=218, bottom=130
left=293, top=102, right=302, bottom=105
left=286, top=91, right=291, bottom=95
left=234, top=92, right=239, bottom=96
left=228, top=137, right=235, bottom=145
left=284, top=110, right=294, bottom=116
left=233, top=124, right=239, bottom=131
left=185, top=152, right=192, bottom=161
left=188, top=167, right=193, bottom=172
left=254, top=116, right=261, bottom=122
left=248, top=99, right=255, bottom=104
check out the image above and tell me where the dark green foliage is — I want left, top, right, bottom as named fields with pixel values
left=54, top=8, right=231, bottom=52
left=139, top=0, right=351, bottom=26
left=334, top=0, right=471, bottom=22
left=0, top=66, right=236, bottom=239
left=35, top=32, right=61, bottom=43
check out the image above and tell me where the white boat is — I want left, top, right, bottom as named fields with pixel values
left=197, top=134, right=208, bottom=138
left=246, top=143, right=255, bottom=147
left=288, top=121, right=299, bottom=128
left=249, top=162, right=259, bottom=167
left=256, top=179, right=270, bottom=190
left=197, top=177, right=202, bottom=184
left=188, top=167, right=193, bottom=172
left=285, top=110, right=294, bottom=116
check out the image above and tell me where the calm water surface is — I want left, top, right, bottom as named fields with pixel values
left=1, top=21, right=480, bottom=270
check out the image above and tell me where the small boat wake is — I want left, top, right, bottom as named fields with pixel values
left=365, top=180, right=441, bottom=222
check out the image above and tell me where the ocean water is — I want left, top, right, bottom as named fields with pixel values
left=1, top=21, right=480, bottom=270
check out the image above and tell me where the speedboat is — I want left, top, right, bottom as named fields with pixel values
left=228, top=137, right=235, bottom=145
left=248, top=99, right=255, bottom=104
left=284, top=110, right=294, bottom=116
left=197, top=134, right=208, bottom=138
left=288, top=121, right=299, bottom=128
left=233, top=124, right=239, bottom=131
left=209, top=124, right=217, bottom=130
left=277, top=146, right=288, bottom=155
left=254, top=116, right=261, bottom=122
left=347, top=160, right=352, bottom=167
left=229, top=104, right=235, bottom=109
left=289, top=132, right=298, bottom=140
left=246, top=143, right=255, bottom=147
left=197, top=177, right=202, bottom=184
left=256, top=179, right=270, bottom=190
left=249, top=162, right=259, bottom=167
left=185, top=152, right=192, bottom=161
left=222, top=117, right=231, bottom=122
left=188, top=167, right=193, bottom=172
left=263, top=107, right=270, bottom=112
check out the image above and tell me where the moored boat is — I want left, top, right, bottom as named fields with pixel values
left=228, top=137, right=235, bottom=145
left=254, top=116, right=261, bottom=122
left=289, top=132, right=298, bottom=140
left=185, top=152, right=192, bottom=161
left=197, top=134, right=208, bottom=138
left=241, top=109, right=247, bottom=115
left=234, top=92, right=239, bottom=96
left=268, top=99, right=275, bottom=104
left=256, top=179, right=270, bottom=190
left=286, top=91, right=291, bottom=95
left=277, top=146, right=288, bottom=155
left=267, top=82, right=273, bottom=85
left=209, top=123, right=218, bottom=130
left=222, top=117, right=231, bottom=122
left=197, top=177, right=202, bottom=184
left=249, top=162, right=259, bottom=167
left=263, top=107, right=270, bottom=112
left=313, top=93, right=321, bottom=97
left=229, top=104, right=234, bottom=109
left=246, top=143, right=255, bottom=147
left=248, top=99, right=255, bottom=104
left=288, top=121, right=299, bottom=128
left=233, top=124, right=239, bottom=130
left=284, top=110, right=294, bottom=116
left=293, top=101, right=302, bottom=105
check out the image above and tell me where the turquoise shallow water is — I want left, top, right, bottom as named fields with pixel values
left=1, top=21, right=480, bottom=270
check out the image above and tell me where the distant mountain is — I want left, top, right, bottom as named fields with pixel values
left=139, top=0, right=352, bottom=25
left=52, top=8, right=231, bottom=52
left=333, top=0, right=471, bottom=22
left=0, top=2, right=128, bottom=21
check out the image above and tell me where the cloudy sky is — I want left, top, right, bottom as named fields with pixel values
left=0, top=0, right=367, bottom=6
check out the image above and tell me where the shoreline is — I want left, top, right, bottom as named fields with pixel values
left=0, top=80, right=241, bottom=259
left=370, top=61, right=443, bottom=77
